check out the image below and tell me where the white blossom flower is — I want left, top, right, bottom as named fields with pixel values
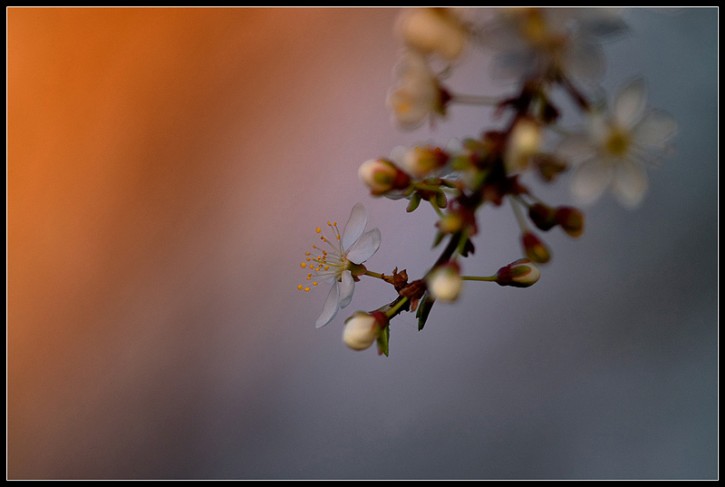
left=342, top=312, right=380, bottom=351
left=387, top=51, right=448, bottom=130
left=479, top=8, right=627, bottom=83
left=558, top=78, right=677, bottom=208
left=396, top=8, right=470, bottom=62
left=299, top=203, right=381, bottom=328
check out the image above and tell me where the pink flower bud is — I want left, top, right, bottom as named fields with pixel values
left=496, top=258, right=541, bottom=288
left=521, top=231, right=551, bottom=264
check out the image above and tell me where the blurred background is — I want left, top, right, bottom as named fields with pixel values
left=8, top=8, right=717, bottom=479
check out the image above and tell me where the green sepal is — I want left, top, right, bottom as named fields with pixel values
left=416, top=292, right=435, bottom=331
left=406, top=193, right=422, bottom=213
left=432, top=230, right=445, bottom=248
left=376, top=326, right=390, bottom=357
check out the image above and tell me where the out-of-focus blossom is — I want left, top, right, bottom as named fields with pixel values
left=400, top=145, right=450, bottom=178
left=558, top=78, right=677, bottom=208
left=426, top=262, right=463, bottom=302
left=479, top=8, right=628, bottom=83
left=387, top=51, right=449, bottom=130
left=396, top=8, right=470, bottom=62
left=299, top=204, right=381, bottom=328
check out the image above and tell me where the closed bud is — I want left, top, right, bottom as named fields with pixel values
left=358, top=158, right=410, bottom=196
left=555, top=206, right=585, bottom=238
left=528, top=203, right=557, bottom=231
left=401, top=146, right=449, bottom=178
left=343, top=312, right=384, bottom=351
left=437, top=212, right=463, bottom=234
left=521, top=231, right=551, bottom=264
left=426, top=262, right=462, bottom=302
left=496, top=258, right=541, bottom=288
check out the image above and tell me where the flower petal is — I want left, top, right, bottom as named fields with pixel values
left=338, top=270, right=355, bottom=309
left=345, top=228, right=382, bottom=264
left=566, top=38, right=605, bottom=83
left=342, top=203, right=367, bottom=251
left=571, top=157, right=614, bottom=205
left=634, top=110, right=677, bottom=149
left=612, top=159, right=648, bottom=208
left=557, top=133, right=596, bottom=166
left=315, top=283, right=340, bottom=328
left=614, top=78, right=647, bottom=128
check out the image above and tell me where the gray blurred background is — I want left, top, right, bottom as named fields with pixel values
left=8, top=8, right=717, bottom=479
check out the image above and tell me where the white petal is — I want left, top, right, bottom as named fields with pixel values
left=614, top=78, right=647, bottom=128
left=633, top=110, right=677, bottom=149
left=557, top=133, right=596, bottom=166
left=566, top=38, right=605, bottom=83
left=571, top=157, right=614, bottom=205
left=315, top=284, right=340, bottom=328
left=341, top=203, right=367, bottom=251
left=338, top=270, right=355, bottom=309
left=345, top=228, right=382, bottom=264
left=612, top=159, right=648, bottom=208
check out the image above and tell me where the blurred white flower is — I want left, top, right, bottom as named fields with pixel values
left=342, top=312, right=380, bottom=351
left=300, top=204, right=381, bottom=328
left=396, top=8, right=469, bottom=62
left=480, top=8, right=627, bottom=83
left=387, top=51, right=448, bottom=130
left=558, top=78, right=677, bottom=208
left=426, top=263, right=463, bottom=302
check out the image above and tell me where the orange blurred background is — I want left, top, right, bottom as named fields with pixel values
left=8, top=8, right=718, bottom=480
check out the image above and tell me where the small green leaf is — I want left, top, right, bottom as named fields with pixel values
left=406, top=193, right=422, bottom=213
left=435, top=191, right=448, bottom=209
left=432, top=230, right=445, bottom=248
left=416, top=292, right=435, bottom=331
left=376, top=326, right=390, bottom=357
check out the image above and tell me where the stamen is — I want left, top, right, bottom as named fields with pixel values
left=300, top=262, right=307, bottom=268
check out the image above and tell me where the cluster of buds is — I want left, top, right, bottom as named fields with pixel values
left=301, top=8, right=677, bottom=355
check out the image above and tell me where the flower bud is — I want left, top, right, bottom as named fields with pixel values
left=426, top=262, right=462, bottom=302
left=528, top=203, right=557, bottom=231
left=398, top=8, right=468, bottom=61
left=437, top=212, right=463, bottom=234
left=505, top=118, right=542, bottom=174
left=401, top=146, right=448, bottom=178
left=343, top=312, right=382, bottom=351
left=555, top=206, right=585, bottom=238
left=358, top=158, right=410, bottom=196
left=496, top=258, right=541, bottom=288
left=521, top=231, right=551, bottom=264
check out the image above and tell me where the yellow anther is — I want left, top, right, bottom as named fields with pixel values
left=333, top=221, right=337, bottom=226
left=313, top=282, right=318, bottom=286
left=304, top=287, right=311, bottom=292
left=305, top=252, right=311, bottom=256
left=297, top=284, right=303, bottom=290
left=327, top=221, right=332, bottom=226
left=300, top=262, right=307, bottom=268
left=306, top=257, right=311, bottom=262
left=306, top=275, right=311, bottom=281
left=324, top=265, right=330, bottom=271
left=315, top=227, right=321, bottom=233
left=336, top=235, right=341, bottom=240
